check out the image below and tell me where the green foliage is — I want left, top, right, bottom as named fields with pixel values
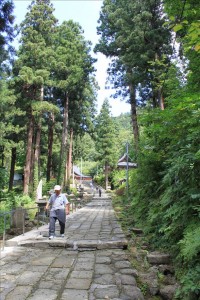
left=42, top=178, right=57, bottom=196
left=128, top=92, right=200, bottom=298
left=52, top=20, right=97, bottom=183
left=95, top=99, right=119, bottom=167
left=0, top=78, right=24, bottom=161
left=4, top=1, right=97, bottom=195
left=96, top=0, right=172, bottom=106
left=179, top=224, right=200, bottom=262
left=13, top=194, right=34, bottom=207
left=115, top=186, right=126, bottom=197
left=73, top=133, right=97, bottom=162
left=0, top=192, right=36, bottom=235
left=69, top=187, right=78, bottom=197
left=0, top=0, right=15, bottom=68
left=110, top=169, right=126, bottom=188
left=81, top=161, right=97, bottom=178
left=176, top=264, right=200, bottom=299
left=0, top=167, right=9, bottom=191
left=0, top=192, right=34, bottom=211
left=164, top=0, right=200, bottom=92
left=138, top=282, right=148, bottom=296
left=94, top=174, right=105, bottom=187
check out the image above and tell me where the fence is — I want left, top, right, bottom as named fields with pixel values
left=0, top=206, right=43, bottom=251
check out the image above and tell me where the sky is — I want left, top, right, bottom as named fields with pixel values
left=13, top=0, right=131, bottom=117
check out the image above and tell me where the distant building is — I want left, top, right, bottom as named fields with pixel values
left=73, top=165, right=92, bottom=181
left=117, top=153, right=137, bottom=186
left=117, top=153, right=137, bottom=169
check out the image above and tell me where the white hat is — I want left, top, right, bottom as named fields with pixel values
left=54, top=185, right=61, bottom=191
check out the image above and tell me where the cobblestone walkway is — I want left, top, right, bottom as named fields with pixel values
left=0, top=193, right=144, bottom=300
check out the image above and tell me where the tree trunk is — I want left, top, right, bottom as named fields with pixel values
left=129, top=84, right=139, bottom=153
left=46, top=112, right=55, bottom=181
left=66, top=128, right=73, bottom=186
left=105, top=162, right=109, bottom=190
left=33, top=120, right=41, bottom=197
left=158, top=87, right=165, bottom=110
left=58, top=92, right=69, bottom=185
left=9, top=147, right=16, bottom=191
left=29, top=138, right=35, bottom=195
left=23, top=111, right=34, bottom=195
left=152, top=93, right=157, bottom=108
left=0, top=146, right=4, bottom=167
left=33, top=86, right=43, bottom=197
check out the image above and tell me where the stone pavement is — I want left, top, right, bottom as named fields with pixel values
left=0, top=191, right=144, bottom=300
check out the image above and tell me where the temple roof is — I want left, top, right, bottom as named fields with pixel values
left=73, top=165, right=91, bottom=178
left=117, top=153, right=137, bottom=168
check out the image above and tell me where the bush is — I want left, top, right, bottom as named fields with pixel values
left=115, top=186, right=126, bottom=196
left=42, top=178, right=57, bottom=196
left=94, top=174, right=105, bottom=187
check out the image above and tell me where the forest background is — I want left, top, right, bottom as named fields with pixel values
left=0, top=0, right=200, bottom=299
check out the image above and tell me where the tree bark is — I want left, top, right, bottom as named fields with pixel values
left=129, top=83, right=139, bottom=154
left=29, top=138, right=35, bottom=195
left=105, top=162, right=109, bottom=190
left=66, top=128, right=73, bottom=186
left=33, top=119, right=41, bottom=195
left=0, top=146, right=4, bottom=167
left=9, top=147, right=16, bottom=191
left=46, top=112, right=55, bottom=181
left=23, top=111, right=34, bottom=195
left=158, top=87, right=165, bottom=110
left=58, top=92, right=69, bottom=185
left=152, top=92, right=157, bottom=108
left=33, top=86, right=44, bottom=195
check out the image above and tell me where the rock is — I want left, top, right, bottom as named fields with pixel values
left=148, top=265, right=159, bottom=275
left=141, top=244, right=149, bottom=250
left=131, top=228, right=144, bottom=234
left=122, top=285, right=145, bottom=300
left=32, top=219, right=38, bottom=226
left=138, top=272, right=159, bottom=296
left=147, top=252, right=171, bottom=265
left=160, top=284, right=178, bottom=300
left=158, top=264, right=175, bottom=275
left=161, top=274, right=177, bottom=285
left=6, top=228, right=16, bottom=235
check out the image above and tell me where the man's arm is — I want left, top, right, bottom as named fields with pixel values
left=45, top=195, right=52, bottom=210
left=66, top=203, right=70, bottom=215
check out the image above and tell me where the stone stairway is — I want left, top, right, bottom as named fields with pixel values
left=1, top=193, right=145, bottom=300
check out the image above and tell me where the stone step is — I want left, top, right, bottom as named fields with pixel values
left=147, top=251, right=171, bottom=265
left=7, top=237, right=128, bottom=250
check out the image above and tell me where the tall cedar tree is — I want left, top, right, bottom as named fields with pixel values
left=66, top=80, right=97, bottom=185
left=0, top=76, right=25, bottom=192
left=13, top=0, right=58, bottom=195
left=95, top=0, right=172, bottom=151
left=0, top=0, right=19, bottom=191
left=95, top=99, right=118, bottom=189
left=163, top=0, right=200, bottom=91
left=0, top=0, right=14, bottom=68
left=52, top=20, right=96, bottom=185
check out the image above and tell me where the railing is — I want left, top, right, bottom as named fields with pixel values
left=69, top=198, right=91, bottom=211
left=0, top=206, right=42, bottom=251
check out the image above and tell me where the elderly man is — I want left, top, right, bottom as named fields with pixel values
left=45, top=185, right=70, bottom=239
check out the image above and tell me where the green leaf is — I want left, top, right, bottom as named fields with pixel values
left=173, top=24, right=183, bottom=32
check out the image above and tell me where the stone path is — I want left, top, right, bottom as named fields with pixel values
left=0, top=192, right=144, bottom=300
